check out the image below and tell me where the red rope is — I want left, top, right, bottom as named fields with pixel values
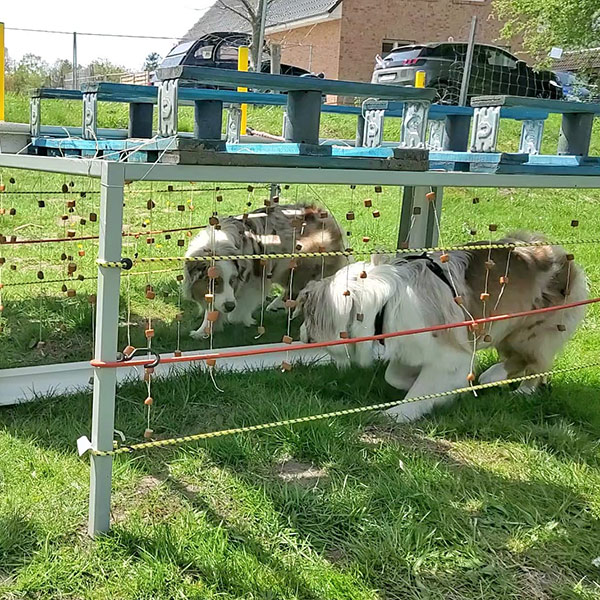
left=91, top=296, right=600, bottom=369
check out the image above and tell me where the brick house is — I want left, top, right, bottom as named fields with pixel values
left=185, top=0, right=517, bottom=84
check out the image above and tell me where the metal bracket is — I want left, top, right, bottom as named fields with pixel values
left=30, top=97, right=41, bottom=138
left=158, top=79, right=179, bottom=137
left=470, top=106, right=501, bottom=153
left=82, top=93, right=98, bottom=141
left=363, top=109, right=385, bottom=147
left=227, top=105, right=242, bottom=144
left=400, top=101, right=430, bottom=149
left=519, top=119, right=545, bottom=155
left=428, top=120, right=446, bottom=151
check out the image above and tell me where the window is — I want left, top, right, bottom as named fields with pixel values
left=217, top=45, right=240, bottom=61
left=194, top=45, right=215, bottom=60
left=382, top=40, right=414, bottom=55
left=485, top=48, right=518, bottom=69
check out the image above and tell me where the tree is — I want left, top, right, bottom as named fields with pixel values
left=213, top=0, right=275, bottom=70
left=5, top=54, right=49, bottom=93
left=87, top=59, right=129, bottom=82
left=494, top=0, right=600, bottom=61
left=143, top=52, right=162, bottom=72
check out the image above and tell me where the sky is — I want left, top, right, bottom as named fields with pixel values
left=2, top=0, right=215, bottom=71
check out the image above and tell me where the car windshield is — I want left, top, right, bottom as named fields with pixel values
left=165, top=41, right=195, bottom=57
left=383, top=47, right=424, bottom=61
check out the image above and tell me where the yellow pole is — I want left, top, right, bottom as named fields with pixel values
left=415, top=70, right=426, bottom=88
left=0, top=22, right=5, bottom=121
left=237, top=45, right=249, bottom=135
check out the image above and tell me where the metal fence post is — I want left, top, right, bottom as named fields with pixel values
left=459, top=16, right=477, bottom=107
left=88, top=161, right=125, bottom=538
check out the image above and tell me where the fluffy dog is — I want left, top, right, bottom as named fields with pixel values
left=184, top=203, right=346, bottom=338
left=295, top=232, right=587, bottom=422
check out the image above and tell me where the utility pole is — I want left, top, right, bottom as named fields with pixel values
left=73, top=32, right=78, bottom=89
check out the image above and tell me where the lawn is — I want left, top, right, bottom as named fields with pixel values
left=1, top=94, right=600, bottom=599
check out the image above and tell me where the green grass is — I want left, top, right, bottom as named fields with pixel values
left=1, top=94, right=600, bottom=599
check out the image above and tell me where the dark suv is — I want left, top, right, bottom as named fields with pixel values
left=160, top=32, right=311, bottom=78
left=372, top=43, right=563, bottom=104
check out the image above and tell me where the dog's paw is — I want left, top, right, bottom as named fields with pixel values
left=189, top=328, right=209, bottom=340
left=243, top=316, right=257, bottom=327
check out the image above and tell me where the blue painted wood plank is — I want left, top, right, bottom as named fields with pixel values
left=30, top=88, right=83, bottom=100
left=471, top=95, right=600, bottom=114
left=157, top=66, right=437, bottom=101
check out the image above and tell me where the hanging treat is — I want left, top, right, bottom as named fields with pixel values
left=9, top=208, right=16, bottom=216
left=78, top=250, right=85, bottom=257
left=66, top=289, right=76, bottom=298
left=320, top=211, right=328, bottom=219
left=374, top=185, right=382, bottom=193
left=280, top=361, right=292, bottom=372
left=557, top=324, right=567, bottom=332
left=480, top=292, right=490, bottom=302
left=282, top=335, right=293, bottom=344
left=425, top=191, right=436, bottom=202
left=454, top=296, right=463, bottom=306
left=364, top=199, right=372, bottom=208
left=472, top=197, right=480, bottom=204
left=167, top=185, right=174, bottom=192
left=207, top=311, right=219, bottom=322
left=372, top=210, right=381, bottom=218
left=146, top=289, right=156, bottom=300
left=0, top=209, right=4, bottom=215
left=289, top=259, right=298, bottom=269
left=37, top=270, right=44, bottom=280
left=61, top=183, right=69, bottom=194
left=144, top=397, right=153, bottom=406
left=10, top=264, right=17, bottom=271
left=499, top=276, right=509, bottom=284
left=147, top=200, right=156, bottom=210
left=488, top=224, right=498, bottom=232
left=470, top=229, right=477, bottom=236
left=272, top=196, right=280, bottom=204
left=359, top=270, right=367, bottom=279
left=144, top=428, right=154, bottom=439
left=216, top=194, right=223, bottom=202
left=483, top=334, right=492, bottom=343
left=67, top=200, right=76, bottom=209
left=440, top=253, right=450, bottom=263
left=88, top=294, right=97, bottom=304
left=164, top=234, right=171, bottom=240
left=362, top=236, right=370, bottom=243
left=356, top=313, right=364, bottom=322
left=284, top=299, right=297, bottom=309
left=413, top=206, right=422, bottom=215
left=0, top=184, right=4, bottom=192
left=466, top=372, right=476, bottom=382
left=339, top=331, right=349, bottom=339
left=67, top=262, right=77, bottom=274
left=38, top=200, right=45, bottom=208
left=175, top=312, right=184, bottom=321
left=566, top=253, right=575, bottom=261
left=123, top=345, right=136, bottom=357
left=295, top=243, right=303, bottom=251
left=204, top=293, right=214, bottom=303
left=89, top=212, right=97, bottom=222
left=144, top=367, right=154, bottom=382
left=80, top=218, right=87, bottom=226
left=174, top=350, right=182, bottom=357
left=343, top=290, right=351, bottom=297
left=145, top=328, right=155, bottom=339
left=67, top=229, right=76, bottom=238
left=207, top=266, right=220, bottom=279
left=257, top=325, right=266, bottom=335
left=176, top=274, right=184, bottom=282
left=264, top=199, right=271, bottom=207
left=209, top=216, right=219, bottom=226
left=571, top=220, right=579, bottom=227
left=177, top=239, right=185, bottom=247
left=61, top=284, right=68, bottom=292
left=485, top=260, right=495, bottom=270
left=9, top=177, right=15, bottom=184
left=206, top=358, right=217, bottom=368
left=346, top=211, right=355, bottom=221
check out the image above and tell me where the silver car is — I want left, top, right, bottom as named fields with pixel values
left=372, top=42, right=562, bottom=104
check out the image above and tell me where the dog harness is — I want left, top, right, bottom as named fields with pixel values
left=374, top=253, right=457, bottom=340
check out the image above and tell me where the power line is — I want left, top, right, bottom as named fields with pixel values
left=5, top=26, right=189, bottom=41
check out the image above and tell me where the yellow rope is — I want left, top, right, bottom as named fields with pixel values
left=90, top=362, right=599, bottom=456
left=97, top=238, right=600, bottom=268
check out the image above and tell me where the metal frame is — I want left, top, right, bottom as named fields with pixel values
left=3, top=151, right=600, bottom=537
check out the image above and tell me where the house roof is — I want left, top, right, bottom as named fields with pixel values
left=185, top=0, right=342, bottom=39
left=554, top=48, right=600, bottom=72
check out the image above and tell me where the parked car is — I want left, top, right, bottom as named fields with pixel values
left=372, top=43, right=563, bottom=104
left=159, top=32, right=312, bottom=83
left=554, top=71, right=592, bottom=101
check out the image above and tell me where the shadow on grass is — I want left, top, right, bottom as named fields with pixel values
left=2, top=365, right=600, bottom=597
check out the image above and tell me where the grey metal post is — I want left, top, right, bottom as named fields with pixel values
left=270, top=42, right=281, bottom=75
left=284, top=90, right=321, bottom=145
left=397, top=186, right=442, bottom=249
left=256, top=0, right=268, bottom=71
left=73, top=32, right=78, bottom=90
left=558, top=113, right=594, bottom=156
left=458, top=16, right=477, bottom=107
left=355, top=113, right=366, bottom=147
left=88, top=161, right=125, bottom=537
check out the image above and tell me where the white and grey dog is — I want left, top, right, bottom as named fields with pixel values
left=295, top=232, right=587, bottom=422
left=184, top=203, right=346, bottom=338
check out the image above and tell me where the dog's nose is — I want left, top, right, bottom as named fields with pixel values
left=223, top=301, right=236, bottom=313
